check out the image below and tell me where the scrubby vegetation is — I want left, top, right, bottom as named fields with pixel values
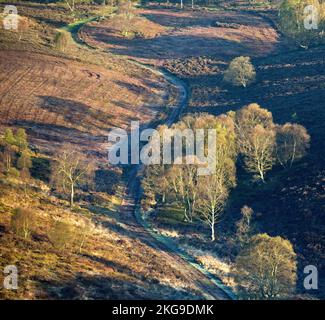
left=0, top=0, right=324, bottom=300
left=0, top=128, right=211, bottom=299
left=279, top=0, right=325, bottom=47
left=0, top=1, right=207, bottom=300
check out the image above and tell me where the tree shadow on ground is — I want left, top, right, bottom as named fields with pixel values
left=34, top=272, right=200, bottom=299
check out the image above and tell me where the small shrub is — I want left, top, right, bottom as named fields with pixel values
left=236, top=206, right=254, bottom=247
left=54, top=31, right=70, bottom=52
left=49, top=220, right=75, bottom=251
left=11, top=207, right=37, bottom=239
left=7, top=167, right=20, bottom=178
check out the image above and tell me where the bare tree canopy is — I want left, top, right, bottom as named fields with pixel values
left=51, top=144, right=95, bottom=207
left=276, top=123, right=310, bottom=168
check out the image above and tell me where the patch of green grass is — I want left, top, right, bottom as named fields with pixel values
left=63, top=17, right=98, bottom=34
left=155, top=205, right=186, bottom=226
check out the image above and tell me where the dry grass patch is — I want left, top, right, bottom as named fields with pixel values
left=0, top=179, right=204, bottom=299
left=184, top=245, right=235, bottom=288
left=81, top=8, right=283, bottom=65
left=0, top=50, right=169, bottom=158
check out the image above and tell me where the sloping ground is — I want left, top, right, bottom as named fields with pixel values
left=165, top=36, right=325, bottom=297
left=225, top=47, right=325, bottom=298
left=176, top=46, right=325, bottom=166
left=0, top=178, right=212, bottom=299
left=106, top=7, right=325, bottom=298
left=80, top=8, right=283, bottom=65
left=0, top=50, right=169, bottom=158
left=0, top=3, right=229, bottom=300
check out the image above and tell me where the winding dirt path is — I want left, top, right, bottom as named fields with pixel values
left=65, top=8, right=242, bottom=300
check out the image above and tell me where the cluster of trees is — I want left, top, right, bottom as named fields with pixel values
left=0, top=129, right=97, bottom=208
left=142, top=112, right=237, bottom=241
left=107, top=0, right=325, bottom=46
left=0, top=129, right=95, bottom=253
left=142, top=104, right=310, bottom=241
left=279, top=0, right=325, bottom=47
left=0, top=128, right=32, bottom=181
left=236, top=103, right=310, bottom=180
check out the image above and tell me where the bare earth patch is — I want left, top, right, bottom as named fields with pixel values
left=0, top=50, right=170, bottom=158
left=81, top=8, right=283, bottom=65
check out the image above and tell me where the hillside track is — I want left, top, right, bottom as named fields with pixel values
left=120, top=186, right=232, bottom=300
left=74, top=4, right=307, bottom=299
left=73, top=10, right=237, bottom=299
left=70, top=4, right=287, bottom=299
